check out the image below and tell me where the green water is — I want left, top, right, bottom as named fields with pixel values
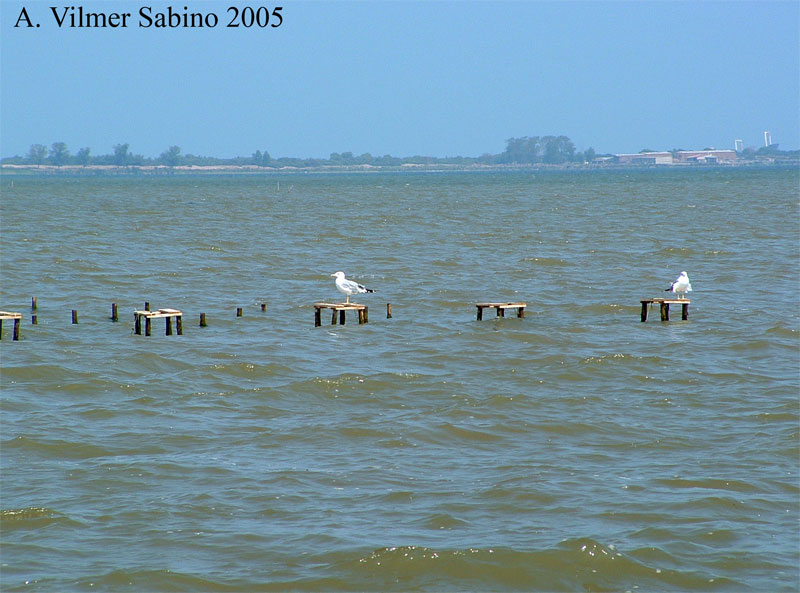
left=1, top=167, right=798, bottom=591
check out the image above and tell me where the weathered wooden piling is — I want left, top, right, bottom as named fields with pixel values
left=144, top=302, right=150, bottom=312
left=387, top=303, right=392, bottom=318
left=31, top=315, right=37, bottom=325
left=71, top=310, right=79, bottom=324
left=261, top=303, right=267, bottom=312
left=0, top=312, right=22, bottom=341
left=314, top=302, right=369, bottom=327
left=31, top=297, right=37, bottom=311
left=640, top=298, right=689, bottom=322
left=236, top=307, right=243, bottom=317
left=111, top=303, right=119, bottom=322
left=199, top=313, right=207, bottom=327
left=476, top=302, right=526, bottom=321
left=134, top=308, right=183, bottom=336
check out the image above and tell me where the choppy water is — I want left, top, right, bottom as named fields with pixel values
left=1, top=167, right=798, bottom=592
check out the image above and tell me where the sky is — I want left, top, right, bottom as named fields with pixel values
left=1, top=1, right=798, bottom=159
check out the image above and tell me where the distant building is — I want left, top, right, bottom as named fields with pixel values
left=734, top=139, right=744, bottom=152
left=614, top=152, right=673, bottom=165
left=674, top=150, right=737, bottom=164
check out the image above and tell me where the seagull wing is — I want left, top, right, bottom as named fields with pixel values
left=341, top=278, right=364, bottom=294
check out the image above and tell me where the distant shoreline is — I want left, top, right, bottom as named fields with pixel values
left=1, top=160, right=794, bottom=176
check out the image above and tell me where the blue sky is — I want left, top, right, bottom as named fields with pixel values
left=1, top=1, right=798, bottom=159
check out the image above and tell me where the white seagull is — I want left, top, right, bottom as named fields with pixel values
left=331, top=271, right=375, bottom=304
left=665, top=271, right=692, bottom=299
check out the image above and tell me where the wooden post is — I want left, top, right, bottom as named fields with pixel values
left=0, top=319, right=3, bottom=338
left=261, top=303, right=266, bottom=312
left=13, top=318, right=20, bottom=341
left=144, top=302, right=150, bottom=311
left=145, top=316, right=151, bottom=336
left=517, top=306, right=525, bottom=318
left=111, top=303, right=118, bottom=321
left=387, top=303, right=392, bottom=318
left=200, top=313, right=207, bottom=327
left=31, top=297, right=37, bottom=311
left=314, top=308, right=321, bottom=327
left=476, top=305, right=483, bottom=320
left=331, top=309, right=337, bottom=325
left=364, top=306, right=368, bottom=324
left=165, top=316, right=173, bottom=336
left=176, top=315, right=183, bottom=335
left=660, top=302, right=669, bottom=321
left=641, top=301, right=649, bottom=322
left=358, top=309, right=365, bottom=324
left=135, top=314, right=142, bottom=335
left=497, top=307, right=505, bottom=317
left=31, top=315, right=37, bottom=325
left=681, top=302, right=689, bottom=321
left=236, top=307, right=243, bottom=317
left=339, top=310, right=346, bottom=325
left=71, top=310, right=78, bottom=324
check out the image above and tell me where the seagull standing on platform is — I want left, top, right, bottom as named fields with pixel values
left=331, top=271, right=375, bottom=304
left=665, top=271, right=692, bottom=299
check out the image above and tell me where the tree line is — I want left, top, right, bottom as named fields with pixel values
left=4, top=137, right=796, bottom=169
left=2, top=136, right=605, bottom=168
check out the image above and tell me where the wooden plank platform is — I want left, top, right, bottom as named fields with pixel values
left=314, top=302, right=368, bottom=326
left=476, top=302, right=526, bottom=320
left=0, top=311, right=23, bottom=341
left=134, top=308, right=183, bottom=336
left=640, top=298, right=689, bottom=322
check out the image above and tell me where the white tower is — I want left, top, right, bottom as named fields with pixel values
left=734, top=139, right=743, bottom=152
left=764, top=131, right=772, bottom=147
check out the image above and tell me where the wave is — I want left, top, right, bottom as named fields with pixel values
left=0, top=507, right=84, bottom=532
left=5, top=539, right=747, bottom=592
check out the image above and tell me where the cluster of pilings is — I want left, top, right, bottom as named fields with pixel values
left=0, top=294, right=691, bottom=341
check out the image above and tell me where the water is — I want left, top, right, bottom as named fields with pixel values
left=1, top=167, right=798, bottom=592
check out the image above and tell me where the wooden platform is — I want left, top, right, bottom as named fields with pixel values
left=476, top=302, right=526, bottom=320
left=134, top=308, right=183, bottom=335
left=640, top=298, right=689, bottom=322
left=0, top=311, right=23, bottom=340
left=314, top=302, right=368, bottom=326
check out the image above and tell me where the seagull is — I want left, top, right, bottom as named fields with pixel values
left=331, top=271, right=375, bottom=304
left=665, top=271, right=692, bottom=299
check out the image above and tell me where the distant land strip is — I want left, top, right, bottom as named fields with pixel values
left=3, top=136, right=797, bottom=172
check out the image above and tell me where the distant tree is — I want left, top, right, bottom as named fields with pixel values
left=375, top=154, right=401, bottom=166
left=113, top=143, right=130, bottom=166
left=542, top=136, right=574, bottom=164
left=49, top=142, right=70, bottom=165
left=584, top=147, right=596, bottom=162
left=252, top=150, right=262, bottom=165
left=503, top=136, right=541, bottom=163
left=159, top=145, right=182, bottom=166
left=261, top=151, right=272, bottom=166
left=28, top=144, right=47, bottom=166
left=75, top=147, right=91, bottom=165
left=757, top=144, right=781, bottom=155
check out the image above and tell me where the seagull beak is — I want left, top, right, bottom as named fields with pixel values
left=330, top=273, right=336, bottom=277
